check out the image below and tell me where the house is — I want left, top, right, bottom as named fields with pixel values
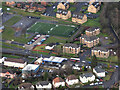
left=45, top=43, right=56, bottom=50
left=6, top=1, right=16, bottom=7
left=92, top=47, right=110, bottom=58
left=88, top=2, right=101, bottom=13
left=0, top=69, right=16, bottom=78
left=22, top=64, right=40, bottom=78
left=36, top=81, right=52, bottom=89
left=37, top=4, right=46, bottom=12
left=85, top=27, right=100, bottom=36
left=52, top=77, right=65, bottom=88
left=80, top=35, right=99, bottom=48
left=66, top=75, right=79, bottom=85
left=63, top=43, right=81, bottom=54
left=0, top=57, right=6, bottom=64
left=56, top=9, right=71, bottom=20
left=41, top=1, right=48, bottom=6
left=93, top=66, right=105, bottom=78
left=4, top=58, right=27, bottom=68
left=57, top=2, right=69, bottom=10
left=18, top=83, right=34, bottom=90
left=79, top=73, right=95, bottom=83
left=72, top=13, right=87, bottom=24
left=34, top=57, right=43, bottom=64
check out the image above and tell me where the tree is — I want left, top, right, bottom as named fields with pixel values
left=43, top=72, right=48, bottom=81
left=91, top=55, right=98, bottom=68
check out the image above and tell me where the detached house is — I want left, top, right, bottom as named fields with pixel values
left=4, top=58, right=27, bottom=68
left=63, top=43, right=81, bottom=54
left=88, top=2, right=101, bottom=13
left=92, top=47, right=110, bottom=58
left=93, top=66, right=105, bottom=78
left=79, top=73, right=95, bottom=83
left=52, top=77, right=65, bottom=88
left=66, top=75, right=79, bottom=85
left=85, top=27, right=100, bottom=36
left=80, top=35, right=99, bottom=48
left=0, top=69, right=16, bottom=78
left=18, top=83, right=34, bottom=90
left=56, top=9, right=71, bottom=20
left=36, top=81, right=52, bottom=89
left=72, top=13, right=87, bottom=24
left=57, top=2, right=69, bottom=10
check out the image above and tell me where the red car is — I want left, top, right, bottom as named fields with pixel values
left=100, top=79, right=103, bottom=81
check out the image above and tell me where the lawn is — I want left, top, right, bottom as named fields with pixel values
left=43, top=36, right=67, bottom=44
left=27, top=22, right=76, bottom=37
left=2, top=26, right=31, bottom=44
left=68, top=7, right=76, bottom=12
left=33, top=45, right=48, bottom=51
left=3, top=16, right=22, bottom=26
left=2, top=54, right=21, bottom=58
left=82, top=18, right=101, bottom=27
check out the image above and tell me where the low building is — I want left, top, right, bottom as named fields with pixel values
left=57, top=2, right=69, bottom=10
left=22, top=64, right=40, bottom=78
left=63, top=43, right=81, bottom=54
left=52, top=77, right=65, bottom=88
left=92, top=47, right=110, bottom=58
left=36, top=81, right=52, bottom=89
left=85, top=27, right=100, bottom=36
left=66, top=75, right=79, bottom=85
left=45, top=43, right=56, bottom=50
left=72, top=13, right=87, bottom=24
left=80, top=35, right=99, bottom=48
left=34, top=57, right=43, bottom=64
left=18, top=83, right=34, bottom=90
left=0, top=69, right=16, bottom=78
left=56, top=9, right=71, bottom=20
left=93, top=66, right=105, bottom=78
left=4, top=58, right=27, bottom=68
left=88, top=2, right=101, bottom=13
left=6, top=1, right=16, bottom=7
left=79, top=73, right=95, bottom=83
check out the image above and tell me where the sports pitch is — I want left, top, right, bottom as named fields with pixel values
left=27, top=22, right=76, bottom=37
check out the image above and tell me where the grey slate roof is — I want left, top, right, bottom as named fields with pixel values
left=81, top=73, right=94, bottom=78
left=81, top=35, right=98, bottom=41
left=57, top=9, right=68, bottom=15
left=92, top=2, right=100, bottom=8
left=36, top=81, right=50, bottom=86
left=72, top=13, right=85, bottom=19
left=64, top=43, right=80, bottom=48
left=94, top=66, right=105, bottom=73
left=86, top=27, right=100, bottom=32
left=93, top=47, right=108, bottom=52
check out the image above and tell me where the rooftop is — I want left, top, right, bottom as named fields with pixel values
left=36, top=81, right=50, bottom=86
left=81, top=73, right=94, bottom=78
left=81, top=34, right=99, bottom=41
left=22, top=64, right=39, bottom=71
left=94, top=66, right=105, bottom=73
left=5, top=58, right=26, bottom=64
left=64, top=43, right=80, bottom=48
left=86, top=27, right=100, bottom=32
left=93, top=47, right=108, bottom=52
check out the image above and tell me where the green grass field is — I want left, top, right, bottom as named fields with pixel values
left=27, top=22, right=76, bottom=37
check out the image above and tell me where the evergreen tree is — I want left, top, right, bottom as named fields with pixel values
left=91, top=55, right=97, bottom=68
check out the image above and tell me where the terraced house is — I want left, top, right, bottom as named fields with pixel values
left=56, top=9, right=71, bottom=20
left=57, top=2, right=69, bottom=10
left=63, top=43, right=81, bottom=54
left=85, top=27, right=100, bottom=36
left=92, top=47, right=110, bottom=58
left=80, top=35, right=99, bottom=48
left=88, top=2, right=101, bottom=13
left=72, top=13, right=87, bottom=24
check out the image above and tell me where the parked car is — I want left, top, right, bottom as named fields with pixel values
left=94, top=82, right=99, bottom=85
left=90, top=83, right=94, bottom=86
left=99, top=82, right=103, bottom=85
left=96, top=79, right=100, bottom=82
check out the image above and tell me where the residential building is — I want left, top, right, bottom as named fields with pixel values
left=93, top=66, right=105, bottom=77
left=52, top=77, right=65, bottom=88
left=72, top=13, right=87, bottom=24
left=80, top=35, right=100, bottom=48
left=36, top=81, right=52, bottom=89
left=57, top=2, right=69, bottom=10
left=85, top=27, right=100, bottom=36
left=66, top=75, right=79, bottom=85
left=18, top=83, right=34, bottom=90
left=41, top=1, right=48, bottom=6
left=79, top=73, right=95, bottom=83
left=56, top=9, right=71, bottom=20
left=22, top=64, right=40, bottom=78
left=6, top=1, right=16, bottom=7
left=92, top=47, right=110, bottom=58
left=88, top=2, right=101, bottom=13
left=0, top=69, right=16, bottom=78
left=4, top=58, right=27, bottom=68
left=63, top=43, right=81, bottom=54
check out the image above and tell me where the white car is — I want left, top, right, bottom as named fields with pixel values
left=94, top=82, right=99, bottom=85
left=96, top=79, right=100, bottom=82
left=90, top=83, right=94, bottom=86
left=99, top=82, right=103, bottom=85
left=53, top=6, right=56, bottom=9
